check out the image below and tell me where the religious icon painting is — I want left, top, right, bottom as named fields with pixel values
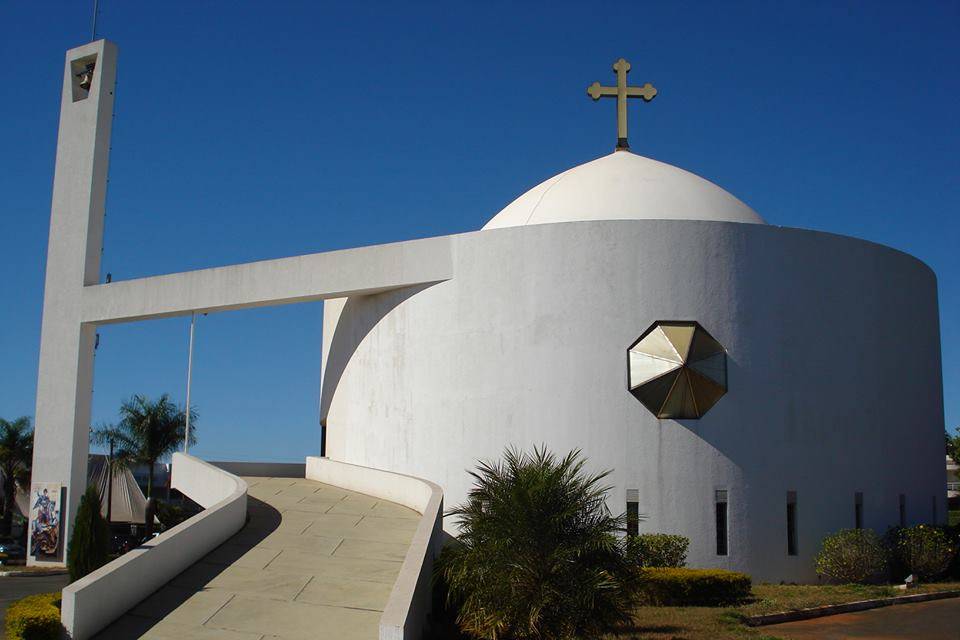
left=29, top=482, right=63, bottom=561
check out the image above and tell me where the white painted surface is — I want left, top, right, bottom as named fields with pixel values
left=82, top=235, right=452, bottom=324
left=305, top=457, right=443, bottom=640
left=61, top=454, right=247, bottom=639
left=483, top=151, right=765, bottom=229
left=323, top=219, right=944, bottom=583
left=30, top=40, right=116, bottom=566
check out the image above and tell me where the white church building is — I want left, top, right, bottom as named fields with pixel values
left=31, top=40, right=945, bottom=591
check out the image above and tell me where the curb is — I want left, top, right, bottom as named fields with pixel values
left=0, top=570, right=69, bottom=577
left=745, top=589, right=960, bottom=626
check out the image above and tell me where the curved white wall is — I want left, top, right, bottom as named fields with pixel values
left=61, top=453, right=247, bottom=640
left=321, top=220, right=944, bottom=583
left=305, top=457, right=443, bottom=640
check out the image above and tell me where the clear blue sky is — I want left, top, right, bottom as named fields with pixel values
left=2, top=2, right=957, bottom=462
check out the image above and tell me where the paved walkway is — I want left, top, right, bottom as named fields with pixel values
left=0, top=572, right=70, bottom=630
left=767, top=596, right=960, bottom=639
left=95, top=476, right=420, bottom=640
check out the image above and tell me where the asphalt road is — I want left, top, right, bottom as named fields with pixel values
left=768, top=596, right=960, bottom=639
left=0, top=573, right=70, bottom=631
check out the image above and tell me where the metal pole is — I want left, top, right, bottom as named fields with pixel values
left=184, top=313, right=195, bottom=454
left=106, top=437, right=113, bottom=524
left=91, top=0, right=99, bottom=42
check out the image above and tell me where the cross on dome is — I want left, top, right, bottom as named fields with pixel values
left=587, top=58, right=657, bottom=151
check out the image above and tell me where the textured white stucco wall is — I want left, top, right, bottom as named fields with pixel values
left=321, top=219, right=944, bottom=583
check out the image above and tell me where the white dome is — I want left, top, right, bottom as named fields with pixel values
left=482, top=151, right=765, bottom=229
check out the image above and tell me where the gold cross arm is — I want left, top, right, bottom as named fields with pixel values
left=586, top=58, right=657, bottom=150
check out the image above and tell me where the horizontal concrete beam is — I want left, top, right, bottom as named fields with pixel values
left=82, top=235, right=453, bottom=324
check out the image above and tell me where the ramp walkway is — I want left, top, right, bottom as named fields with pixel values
left=94, top=476, right=420, bottom=640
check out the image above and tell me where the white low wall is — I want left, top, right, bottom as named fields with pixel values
left=306, top=457, right=443, bottom=640
left=61, top=453, right=247, bottom=639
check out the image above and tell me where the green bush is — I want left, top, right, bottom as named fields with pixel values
left=437, top=447, right=640, bottom=640
left=626, top=533, right=689, bottom=568
left=67, top=484, right=111, bottom=582
left=5, top=592, right=62, bottom=640
left=889, top=525, right=956, bottom=581
left=815, top=528, right=887, bottom=584
left=639, top=567, right=752, bottom=606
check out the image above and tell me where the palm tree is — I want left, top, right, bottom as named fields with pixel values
left=91, top=394, right=196, bottom=499
left=0, top=417, right=33, bottom=537
left=438, top=446, right=640, bottom=640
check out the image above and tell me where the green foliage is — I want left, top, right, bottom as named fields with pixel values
left=67, top=484, right=111, bottom=582
left=437, top=446, right=640, bottom=640
left=888, top=525, right=956, bottom=581
left=4, top=592, right=62, bottom=640
left=91, top=394, right=196, bottom=498
left=946, top=429, right=960, bottom=463
left=156, top=500, right=198, bottom=529
left=639, top=567, right=752, bottom=606
left=626, top=533, right=689, bottom=568
left=0, top=416, right=33, bottom=537
left=815, top=528, right=887, bottom=584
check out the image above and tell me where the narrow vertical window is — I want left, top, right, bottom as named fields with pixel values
left=626, top=489, right=639, bottom=537
left=786, top=491, right=798, bottom=556
left=854, top=492, right=864, bottom=529
left=899, top=494, right=906, bottom=527
left=715, top=489, right=728, bottom=556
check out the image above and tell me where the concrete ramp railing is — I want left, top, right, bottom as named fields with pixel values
left=61, top=453, right=248, bottom=640
left=305, top=457, right=444, bottom=640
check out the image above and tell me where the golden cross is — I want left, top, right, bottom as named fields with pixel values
left=587, top=58, right=657, bottom=150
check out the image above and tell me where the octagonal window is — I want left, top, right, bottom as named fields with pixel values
left=628, top=321, right=727, bottom=419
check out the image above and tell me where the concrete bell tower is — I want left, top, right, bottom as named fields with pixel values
left=29, top=40, right=117, bottom=565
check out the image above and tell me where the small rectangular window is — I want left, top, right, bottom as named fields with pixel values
left=855, top=492, right=864, bottom=529
left=715, top=489, right=728, bottom=556
left=899, top=494, right=906, bottom=527
left=626, top=489, right=639, bottom=537
left=786, top=491, right=798, bottom=556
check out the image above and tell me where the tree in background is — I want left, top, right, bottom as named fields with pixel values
left=438, top=446, right=639, bottom=640
left=947, top=429, right=960, bottom=463
left=0, top=417, right=33, bottom=537
left=91, top=394, right=196, bottom=499
left=67, top=484, right=110, bottom=582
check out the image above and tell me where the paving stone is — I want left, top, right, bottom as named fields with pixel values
left=369, top=501, right=421, bottom=519
left=202, top=544, right=282, bottom=570
left=252, top=531, right=342, bottom=555
left=295, top=576, right=394, bottom=611
left=334, top=538, right=411, bottom=562
left=206, top=595, right=379, bottom=640
left=266, top=549, right=403, bottom=583
left=130, top=586, right=234, bottom=624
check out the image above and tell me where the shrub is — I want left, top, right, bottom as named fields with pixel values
left=815, top=528, right=887, bottom=583
left=639, top=568, right=751, bottom=606
left=67, top=484, right=110, bottom=582
left=5, top=592, right=62, bottom=640
left=889, top=525, right=956, bottom=581
left=626, top=533, right=689, bottom=568
left=437, top=447, right=640, bottom=640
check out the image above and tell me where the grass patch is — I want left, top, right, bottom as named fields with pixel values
left=602, top=582, right=960, bottom=640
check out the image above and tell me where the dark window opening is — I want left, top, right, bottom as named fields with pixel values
left=787, top=491, right=798, bottom=556
left=855, top=492, right=864, bottom=529
left=626, top=491, right=639, bottom=538
left=715, top=489, right=728, bottom=556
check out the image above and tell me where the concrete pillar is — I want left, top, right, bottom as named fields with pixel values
left=29, top=40, right=117, bottom=566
